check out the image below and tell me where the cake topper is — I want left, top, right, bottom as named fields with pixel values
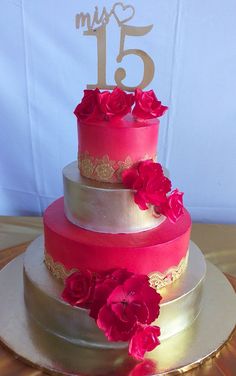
left=75, top=2, right=155, bottom=92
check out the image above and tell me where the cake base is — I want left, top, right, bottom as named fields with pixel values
left=0, top=252, right=235, bottom=375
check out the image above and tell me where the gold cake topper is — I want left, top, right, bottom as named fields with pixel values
left=75, top=2, right=155, bottom=92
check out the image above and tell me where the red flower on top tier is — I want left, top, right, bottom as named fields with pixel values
left=122, top=159, right=184, bottom=223
left=74, top=88, right=167, bottom=123
left=74, top=89, right=103, bottom=123
left=61, top=268, right=161, bottom=360
left=98, top=87, right=134, bottom=119
left=132, top=89, right=168, bottom=120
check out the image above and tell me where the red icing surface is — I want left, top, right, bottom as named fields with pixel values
left=78, top=116, right=159, bottom=163
left=44, top=198, right=191, bottom=275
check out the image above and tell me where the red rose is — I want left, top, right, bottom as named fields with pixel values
left=122, top=160, right=171, bottom=210
left=98, top=87, right=134, bottom=119
left=74, top=89, right=103, bottom=122
left=128, top=359, right=156, bottom=376
left=97, top=304, right=138, bottom=341
left=129, top=325, right=161, bottom=360
left=122, top=166, right=142, bottom=190
left=138, top=159, right=163, bottom=179
left=61, top=270, right=95, bottom=308
left=134, top=190, right=149, bottom=210
left=122, top=161, right=184, bottom=222
left=159, top=189, right=184, bottom=223
left=132, top=89, right=168, bottom=119
left=61, top=267, right=162, bottom=359
left=96, top=275, right=161, bottom=342
left=89, top=268, right=132, bottom=320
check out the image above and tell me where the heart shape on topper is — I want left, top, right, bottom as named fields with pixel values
left=112, top=2, right=135, bottom=25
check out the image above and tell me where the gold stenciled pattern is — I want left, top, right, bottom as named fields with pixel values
left=116, top=156, right=133, bottom=181
left=78, top=152, right=155, bottom=183
left=94, top=155, right=116, bottom=181
left=44, top=253, right=76, bottom=281
left=149, top=253, right=189, bottom=290
left=79, top=153, right=95, bottom=178
left=44, top=250, right=188, bottom=291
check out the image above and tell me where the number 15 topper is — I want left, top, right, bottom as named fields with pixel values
left=76, top=2, right=155, bottom=92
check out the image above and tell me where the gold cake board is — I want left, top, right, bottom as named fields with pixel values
left=0, top=252, right=235, bottom=376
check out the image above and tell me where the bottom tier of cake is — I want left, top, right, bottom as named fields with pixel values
left=23, top=236, right=206, bottom=349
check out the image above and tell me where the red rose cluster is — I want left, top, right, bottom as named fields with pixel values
left=122, top=159, right=184, bottom=223
left=74, top=87, right=168, bottom=123
left=61, top=268, right=161, bottom=360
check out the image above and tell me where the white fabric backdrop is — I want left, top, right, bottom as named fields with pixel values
left=0, top=0, right=236, bottom=223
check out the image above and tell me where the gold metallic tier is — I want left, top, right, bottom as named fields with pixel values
left=0, top=250, right=235, bottom=375
left=63, top=162, right=165, bottom=234
left=44, top=249, right=189, bottom=290
left=24, top=236, right=205, bottom=346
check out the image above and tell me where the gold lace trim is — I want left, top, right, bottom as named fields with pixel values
left=149, top=252, right=189, bottom=290
left=44, top=253, right=77, bottom=280
left=78, top=152, right=155, bottom=183
left=44, top=250, right=188, bottom=291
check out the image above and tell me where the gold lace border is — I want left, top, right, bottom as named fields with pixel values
left=44, top=251, right=188, bottom=292
left=78, top=152, right=156, bottom=183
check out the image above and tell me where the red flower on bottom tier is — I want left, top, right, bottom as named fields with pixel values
left=97, top=274, right=160, bottom=341
left=90, top=268, right=132, bottom=319
left=61, top=269, right=162, bottom=360
left=61, top=270, right=94, bottom=308
left=128, top=359, right=157, bottom=376
left=129, top=325, right=161, bottom=360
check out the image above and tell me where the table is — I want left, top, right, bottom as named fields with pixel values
left=0, top=217, right=235, bottom=375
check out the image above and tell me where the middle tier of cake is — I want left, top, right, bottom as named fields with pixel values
left=43, top=197, right=191, bottom=289
left=63, top=161, right=165, bottom=234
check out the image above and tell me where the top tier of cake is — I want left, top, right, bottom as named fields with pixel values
left=74, top=88, right=167, bottom=183
left=78, top=116, right=159, bottom=183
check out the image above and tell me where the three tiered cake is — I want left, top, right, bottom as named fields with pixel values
left=23, top=88, right=205, bottom=361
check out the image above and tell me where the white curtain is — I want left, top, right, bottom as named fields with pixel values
left=0, top=0, right=236, bottom=222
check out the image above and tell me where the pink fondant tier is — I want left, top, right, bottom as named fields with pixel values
left=44, top=198, right=191, bottom=286
left=77, top=116, right=159, bottom=183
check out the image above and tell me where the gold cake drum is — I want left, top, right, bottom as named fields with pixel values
left=0, top=239, right=235, bottom=375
